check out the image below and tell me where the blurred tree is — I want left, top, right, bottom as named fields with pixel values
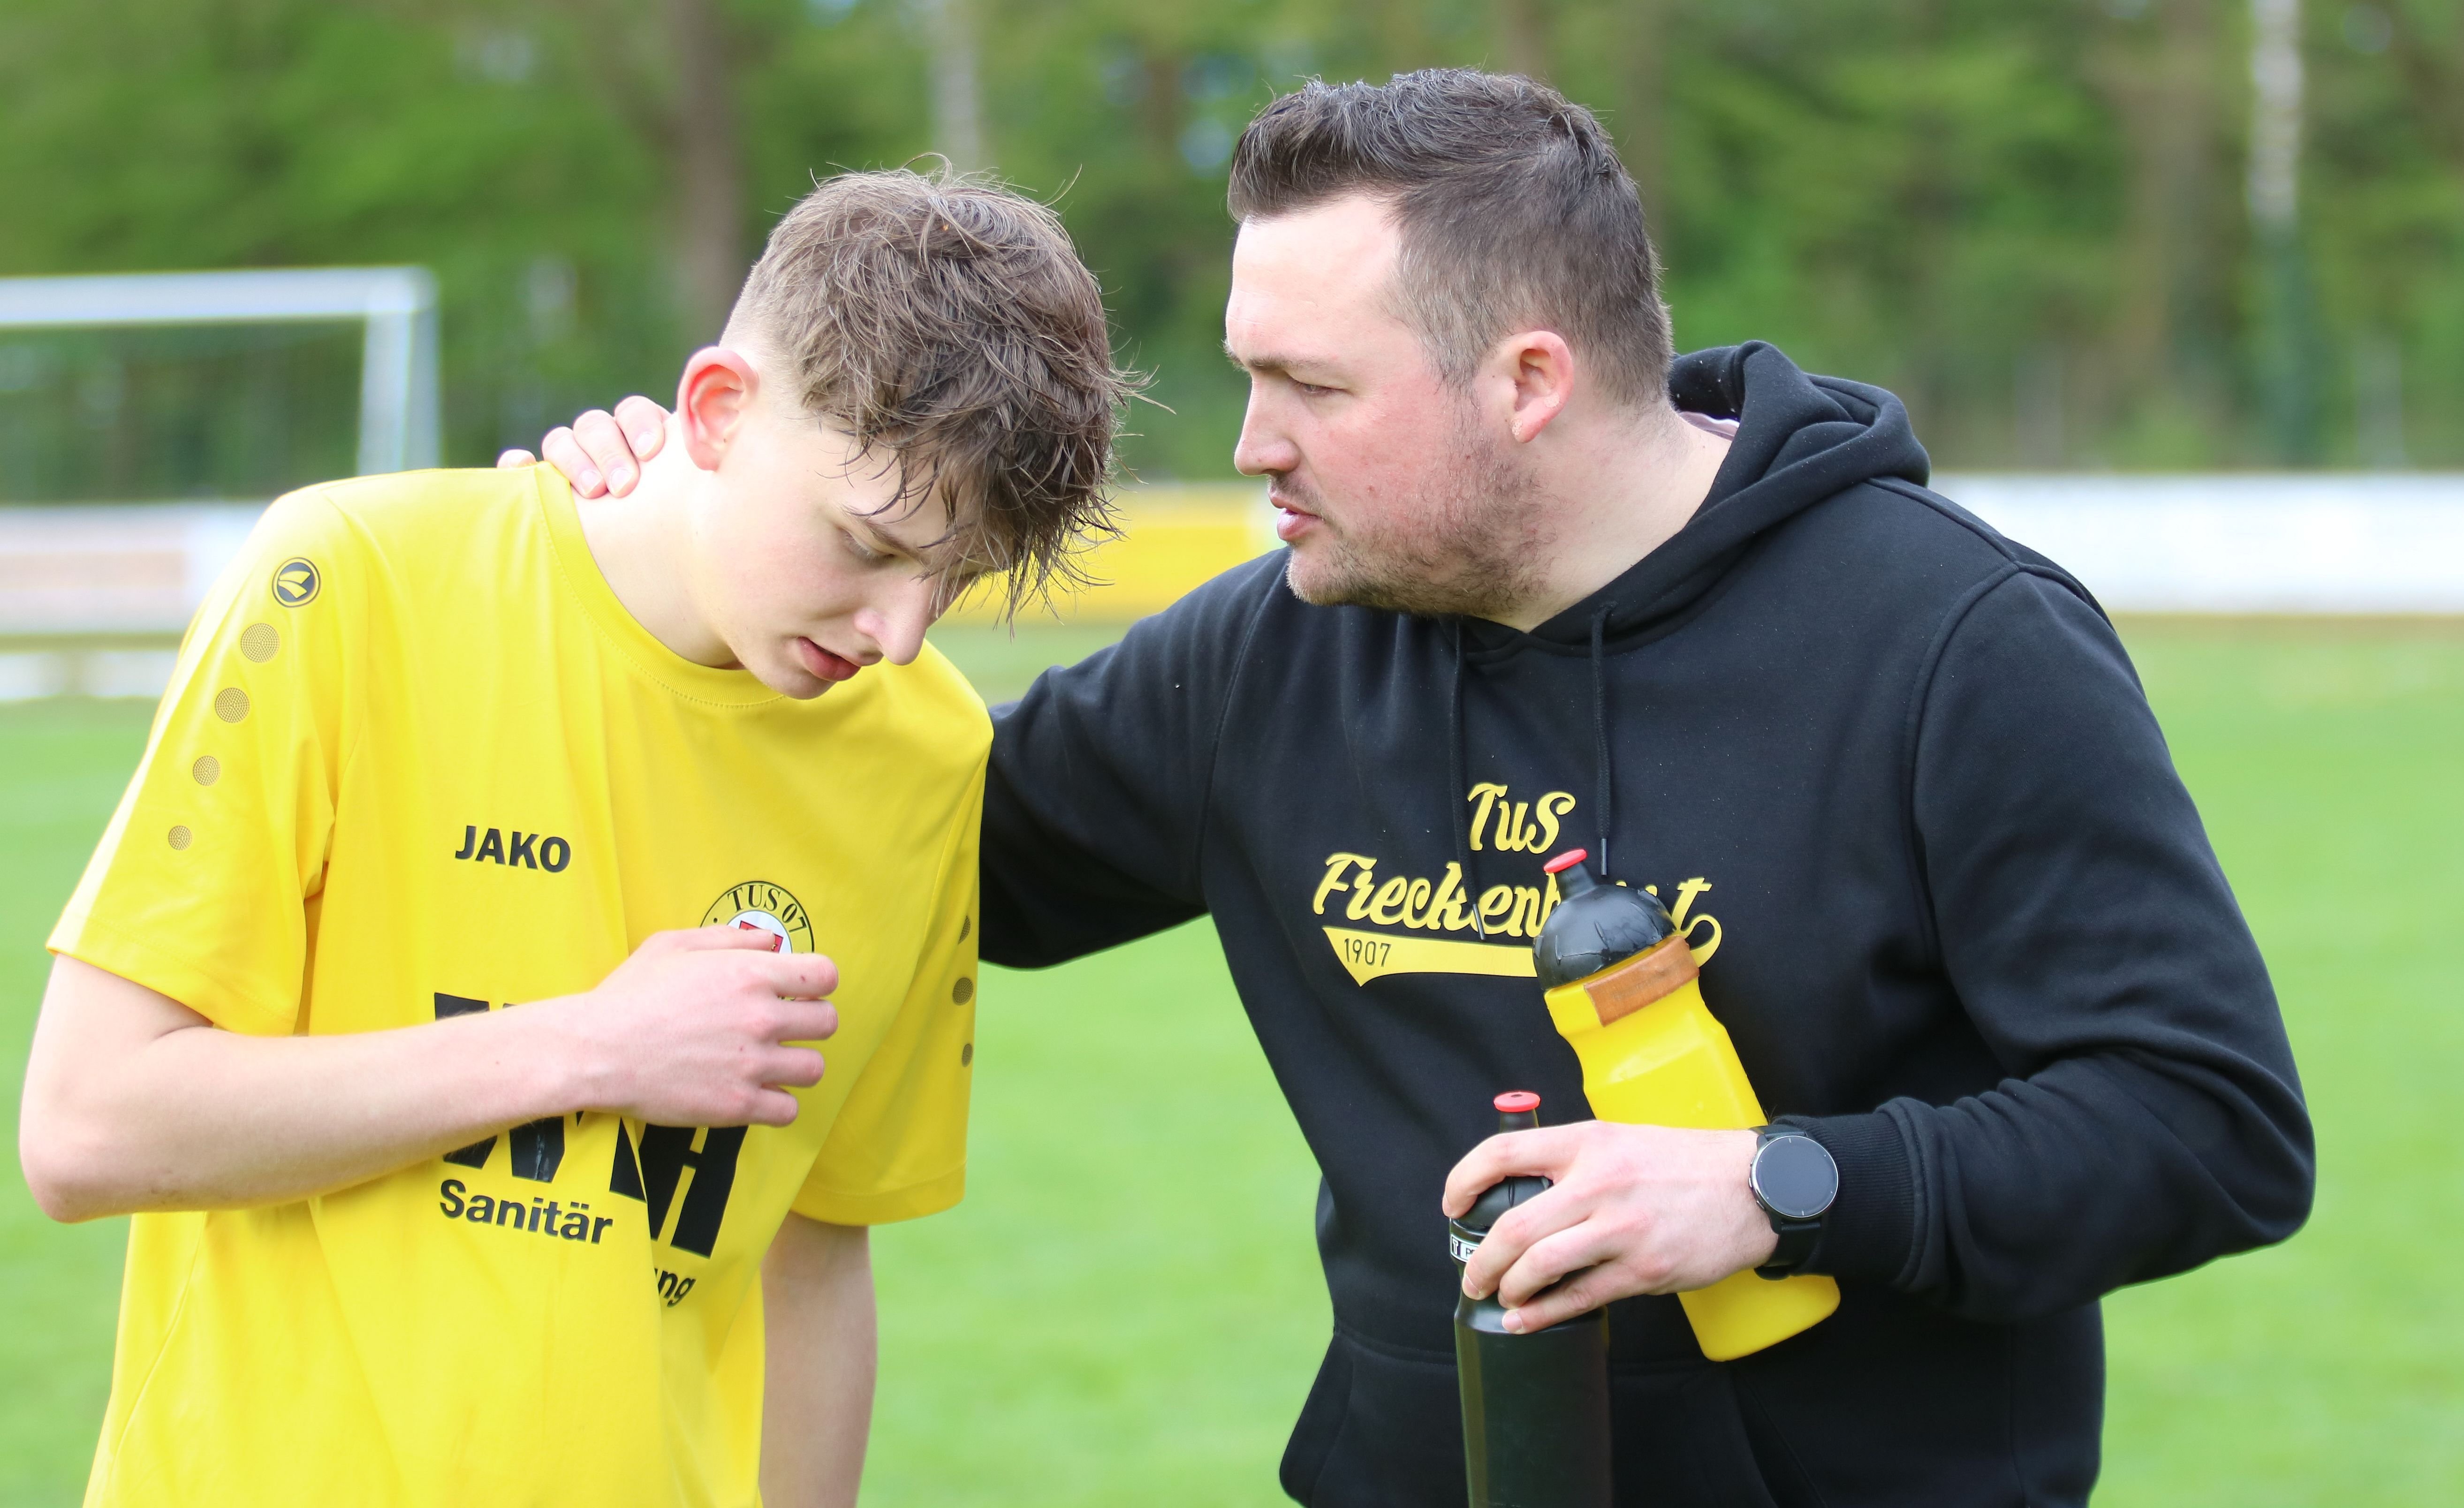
left=1491, top=0, right=1552, bottom=82
left=2090, top=0, right=2237, bottom=457
left=2380, top=2, right=2464, bottom=176
left=2246, top=0, right=2322, bottom=462
left=1617, top=0, right=1671, bottom=215
left=667, top=0, right=751, bottom=342
left=920, top=0, right=986, bottom=172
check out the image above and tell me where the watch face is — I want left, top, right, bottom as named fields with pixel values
left=1753, top=1135, right=1839, bottom=1221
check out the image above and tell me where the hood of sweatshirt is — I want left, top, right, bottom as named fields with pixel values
left=1476, top=340, right=1932, bottom=655
left=979, top=343, right=2305, bottom=1505
left=1432, top=342, right=1934, bottom=919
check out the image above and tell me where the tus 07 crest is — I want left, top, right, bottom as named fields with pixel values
left=703, top=879, right=814, bottom=954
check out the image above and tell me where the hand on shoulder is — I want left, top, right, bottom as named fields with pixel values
left=498, top=397, right=673, bottom=499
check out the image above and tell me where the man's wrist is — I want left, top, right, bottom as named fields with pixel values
left=1749, top=1125, right=1838, bottom=1277
left=1775, top=1112, right=1917, bottom=1285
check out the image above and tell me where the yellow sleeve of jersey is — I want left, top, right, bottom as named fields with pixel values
left=49, top=488, right=357, bottom=1037
left=792, top=776, right=984, bottom=1227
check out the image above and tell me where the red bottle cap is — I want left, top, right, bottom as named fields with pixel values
left=1541, top=849, right=1588, bottom=875
left=1493, top=1091, right=1541, bottom=1114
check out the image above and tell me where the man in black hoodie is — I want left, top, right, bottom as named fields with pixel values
left=525, top=68, right=2312, bottom=1508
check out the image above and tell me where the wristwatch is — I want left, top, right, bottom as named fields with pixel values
left=1748, top=1125, right=1838, bottom=1279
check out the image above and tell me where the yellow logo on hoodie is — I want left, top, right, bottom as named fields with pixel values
left=1311, top=785, right=1722, bottom=984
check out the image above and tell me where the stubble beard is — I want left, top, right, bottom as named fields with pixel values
left=1278, top=411, right=1549, bottom=622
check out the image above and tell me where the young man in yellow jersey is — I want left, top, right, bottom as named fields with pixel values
left=17, top=168, right=1127, bottom=1508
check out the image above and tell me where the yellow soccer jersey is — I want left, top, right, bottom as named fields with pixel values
left=49, top=465, right=988, bottom=1508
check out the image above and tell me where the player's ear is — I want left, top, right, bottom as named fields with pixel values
left=1495, top=329, right=1576, bottom=446
left=676, top=347, right=761, bottom=470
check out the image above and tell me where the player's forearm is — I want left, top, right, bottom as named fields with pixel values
left=20, top=955, right=585, bottom=1220
left=760, top=1215, right=876, bottom=1508
left=24, top=930, right=835, bottom=1221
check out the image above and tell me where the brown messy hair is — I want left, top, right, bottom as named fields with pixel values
left=726, top=166, right=1134, bottom=617
left=1228, top=70, right=1672, bottom=408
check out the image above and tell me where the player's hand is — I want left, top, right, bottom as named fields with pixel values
left=543, top=925, right=840, bottom=1129
left=495, top=397, right=672, bottom=498
left=1441, top=1122, right=1777, bottom=1334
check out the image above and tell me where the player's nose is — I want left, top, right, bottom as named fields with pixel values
left=853, top=583, right=934, bottom=667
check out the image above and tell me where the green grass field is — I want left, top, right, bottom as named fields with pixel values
left=1, top=619, right=2457, bottom=1505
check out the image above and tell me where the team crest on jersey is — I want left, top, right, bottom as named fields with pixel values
left=703, top=880, right=813, bottom=953
left=272, top=557, right=321, bottom=606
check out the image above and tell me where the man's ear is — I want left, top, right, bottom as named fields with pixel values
left=1495, top=330, right=1577, bottom=446
left=676, top=347, right=761, bottom=470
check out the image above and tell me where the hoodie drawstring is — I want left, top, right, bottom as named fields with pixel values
left=1452, top=607, right=1615, bottom=919
left=1448, top=623, right=1486, bottom=939
left=1590, top=606, right=1615, bottom=879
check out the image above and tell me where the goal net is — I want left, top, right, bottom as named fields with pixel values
left=0, top=267, right=438, bottom=697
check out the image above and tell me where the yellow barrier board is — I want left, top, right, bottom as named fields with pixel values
left=946, top=483, right=1274, bottom=625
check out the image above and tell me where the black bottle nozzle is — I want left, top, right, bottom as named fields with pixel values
left=1461, top=1092, right=1551, bottom=1238
left=1547, top=853, right=1602, bottom=898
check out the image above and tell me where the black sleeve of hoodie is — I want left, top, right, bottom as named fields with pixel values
left=976, top=556, right=1277, bottom=969
left=1793, top=566, right=2315, bottom=1321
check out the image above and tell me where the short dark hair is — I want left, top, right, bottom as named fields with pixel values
left=1228, top=70, right=1671, bottom=408
left=728, top=166, right=1132, bottom=616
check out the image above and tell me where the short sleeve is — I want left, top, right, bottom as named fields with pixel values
left=791, top=779, right=983, bottom=1226
left=48, top=489, right=356, bottom=1037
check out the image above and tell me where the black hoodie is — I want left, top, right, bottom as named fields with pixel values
left=979, top=344, right=2313, bottom=1508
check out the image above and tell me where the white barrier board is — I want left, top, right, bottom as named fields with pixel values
left=1940, top=474, right=2464, bottom=615
left=0, top=503, right=265, bottom=636
left=1, top=476, right=2459, bottom=698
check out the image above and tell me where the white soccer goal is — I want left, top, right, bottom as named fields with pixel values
left=0, top=267, right=439, bottom=698
left=0, top=266, right=439, bottom=480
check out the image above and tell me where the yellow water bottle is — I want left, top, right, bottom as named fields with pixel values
left=1531, top=849, right=1839, bottom=1361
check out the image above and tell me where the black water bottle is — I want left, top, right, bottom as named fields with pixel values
left=1450, top=1091, right=1613, bottom=1508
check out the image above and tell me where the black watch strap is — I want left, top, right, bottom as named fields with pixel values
left=1756, top=1216, right=1823, bottom=1279
left=1750, top=1125, right=1837, bottom=1280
